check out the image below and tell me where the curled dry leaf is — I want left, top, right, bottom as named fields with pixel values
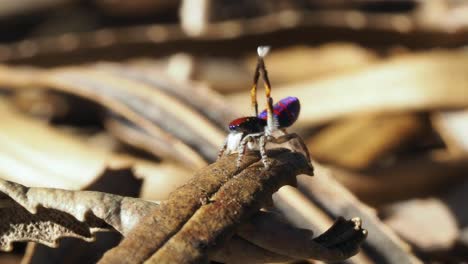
left=236, top=211, right=366, bottom=262
left=0, top=178, right=158, bottom=251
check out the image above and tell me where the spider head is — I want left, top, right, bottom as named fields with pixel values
left=229, top=116, right=267, bottom=133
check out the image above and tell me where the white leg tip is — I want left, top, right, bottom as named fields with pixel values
left=257, top=46, right=271, bottom=58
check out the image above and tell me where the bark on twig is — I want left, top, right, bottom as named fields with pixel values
left=145, top=150, right=312, bottom=264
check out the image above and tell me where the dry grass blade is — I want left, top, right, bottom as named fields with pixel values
left=98, top=63, right=240, bottom=127
left=432, top=110, right=468, bottom=155
left=0, top=98, right=111, bottom=189
left=244, top=44, right=378, bottom=86
left=99, top=149, right=313, bottom=263
left=383, top=178, right=468, bottom=261
left=384, top=198, right=459, bottom=252
left=85, top=69, right=226, bottom=150
left=0, top=179, right=159, bottom=251
left=333, top=153, right=468, bottom=205
left=229, top=51, right=468, bottom=127
left=272, top=186, right=372, bottom=263
left=0, top=98, right=187, bottom=199
left=40, top=69, right=209, bottom=168
left=307, top=113, right=423, bottom=169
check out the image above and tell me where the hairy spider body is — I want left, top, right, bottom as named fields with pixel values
left=219, top=97, right=309, bottom=168
left=218, top=46, right=311, bottom=169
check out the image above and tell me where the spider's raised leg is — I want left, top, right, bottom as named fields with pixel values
left=250, top=59, right=260, bottom=116
left=257, top=46, right=278, bottom=133
left=270, top=133, right=311, bottom=163
left=259, top=135, right=271, bottom=169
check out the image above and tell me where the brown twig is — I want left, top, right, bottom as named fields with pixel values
left=99, top=149, right=313, bottom=263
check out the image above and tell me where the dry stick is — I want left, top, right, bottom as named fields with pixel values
left=144, top=150, right=313, bottom=264
left=297, top=164, right=422, bottom=264
left=99, top=149, right=308, bottom=263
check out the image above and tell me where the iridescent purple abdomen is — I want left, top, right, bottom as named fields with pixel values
left=258, top=96, right=300, bottom=128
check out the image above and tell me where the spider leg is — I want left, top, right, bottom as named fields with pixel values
left=270, top=133, right=311, bottom=162
left=236, top=135, right=251, bottom=168
left=258, top=48, right=278, bottom=133
left=259, top=135, right=271, bottom=169
left=236, top=132, right=264, bottom=168
left=278, top=128, right=294, bottom=149
left=250, top=62, right=260, bottom=116
left=217, top=137, right=229, bottom=160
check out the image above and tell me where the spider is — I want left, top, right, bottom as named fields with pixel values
left=218, top=46, right=311, bottom=169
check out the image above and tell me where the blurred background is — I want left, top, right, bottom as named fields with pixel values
left=1, top=0, right=468, bottom=263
